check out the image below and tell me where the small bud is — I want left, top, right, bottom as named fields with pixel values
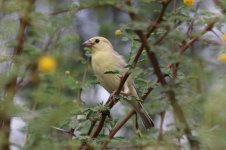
left=115, top=29, right=122, bottom=36
left=183, top=0, right=194, bottom=6
left=38, top=55, right=56, bottom=73
left=218, top=53, right=226, bottom=63
left=222, top=33, right=226, bottom=42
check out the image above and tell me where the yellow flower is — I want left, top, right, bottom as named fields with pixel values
left=115, top=29, right=122, bottom=36
left=218, top=53, right=226, bottom=63
left=183, top=0, right=194, bottom=6
left=38, top=55, right=57, bottom=73
left=222, top=33, right=226, bottom=41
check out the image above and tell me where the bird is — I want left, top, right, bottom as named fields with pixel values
left=83, top=36, right=154, bottom=129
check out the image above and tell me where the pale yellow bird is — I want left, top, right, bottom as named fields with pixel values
left=83, top=36, right=154, bottom=129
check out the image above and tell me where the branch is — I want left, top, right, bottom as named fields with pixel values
left=168, top=17, right=218, bottom=80
left=146, top=0, right=172, bottom=38
left=139, top=7, right=216, bottom=148
left=101, top=110, right=136, bottom=149
left=138, top=30, right=200, bottom=149
left=89, top=42, right=145, bottom=138
left=49, top=2, right=120, bottom=16
left=91, top=113, right=107, bottom=138
left=14, top=0, right=35, bottom=55
left=97, top=0, right=173, bottom=148
left=101, top=87, right=153, bottom=149
left=124, top=0, right=199, bottom=147
left=179, top=17, right=218, bottom=55
left=78, top=58, right=91, bottom=105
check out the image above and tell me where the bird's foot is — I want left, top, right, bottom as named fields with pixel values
left=120, top=91, right=129, bottom=96
left=109, top=91, right=118, bottom=104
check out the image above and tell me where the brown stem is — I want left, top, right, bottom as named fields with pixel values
left=101, top=86, right=154, bottom=149
left=78, top=58, right=91, bottom=105
left=14, top=18, right=27, bottom=55
left=146, top=0, right=172, bottom=38
left=125, top=0, right=199, bottom=149
left=14, top=0, right=35, bottom=55
left=101, top=110, right=136, bottom=149
left=97, top=0, right=173, bottom=149
left=137, top=32, right=167, bottom=85
left=138, top=30, right=199, bottom=148
left=168, top=17, right=218, bottom=81
left=0, top=78, right=17, bottom=150
left=91, top=114, right=106, bottom=138
left=173, top=0, right=177, bottom=12
left=87, top=121, right=97, bottom=136
left=179, top=17, right=218, bottom=56
left=154, top=111, right=166, bottom=150
left=89, top=41, right=146, bottom=138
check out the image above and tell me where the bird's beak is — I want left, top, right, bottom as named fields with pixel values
left=83, top=40, right=94, bottom=47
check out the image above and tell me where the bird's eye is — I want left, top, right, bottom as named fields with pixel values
left=95, top=39, right=100, bottom=43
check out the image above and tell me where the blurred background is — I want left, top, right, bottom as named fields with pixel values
left=0, top=0, right=226, bottom=149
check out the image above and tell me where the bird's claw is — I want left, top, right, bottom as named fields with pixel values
left=109, top=91, right=118, bottom=104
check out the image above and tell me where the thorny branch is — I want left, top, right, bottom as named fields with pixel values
left=146, top=0, right=172, bottom=38
left=101, top=87, right=153, bottom=149
left=126, top=0, right=209, bottom=149
left=88, top=0, right=173, bottom=148
left=130, top=1, right=218, bottom=150
left=126, top=0, right=170, bottom=147
left=75, top=0, right=218, bottom=149
left=169, top=17, right=219, bottom=80
left=14, top=2, right=34, bottom=55
left=87, top=0, right=171, bottom=143
left=90, top=42, right=145, bottom=138
left=179, top=17, right=218, bottom=56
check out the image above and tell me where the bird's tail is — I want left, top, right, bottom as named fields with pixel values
left=128, top=99, right=154, bottom=129
left=130, top=101, right=154, bottom=129
left=127, top=83, right=154, bottom=129
left=136, top=102, right=154, bottom=129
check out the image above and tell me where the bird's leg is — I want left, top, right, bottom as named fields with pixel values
left=120, top=91, right=129, bottom=96
left=121, top=83, right=130, bottom=95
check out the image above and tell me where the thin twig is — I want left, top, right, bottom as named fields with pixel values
left=98, top=0, right=173, bottom=149
left=173, top=0, right=177, bottom=12
left=78, top=58, right=91, bottom=104
left=101, top=86, right=154, bottom=149
left=146, top=0, right=172, bottom=38
left=89, top=41, right=146, bottom=139
left=179, top=17, right=218, bottom=55
left=138, top=31, right=199, bottom=149
left=154, top=111, right=166, bottom=150
left=101, top=110, right=136, bottom=149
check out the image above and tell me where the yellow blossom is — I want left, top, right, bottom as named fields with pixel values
left=183, top=0, right=194, bottom=6
left=218, top=53, right=226, bottom=63
left=115, top=29, right=122, bottom=36
left=222, top=33, right=226, bottom=41
left=38, top=55, right=57, bottom=73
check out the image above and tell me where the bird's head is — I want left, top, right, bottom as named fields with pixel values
left=83, top=36, right=113, bottom=53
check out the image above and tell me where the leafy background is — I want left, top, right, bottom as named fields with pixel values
left=0, top=0, right=226, bottom=150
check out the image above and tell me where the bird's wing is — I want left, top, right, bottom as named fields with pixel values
left=112, top=50, right=127, bottom=71
left=113, top=50, right=154, bottom=129
left=112, top=50, right=138, bottom=96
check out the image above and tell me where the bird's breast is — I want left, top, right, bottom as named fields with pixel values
left=91, top=51, right=121, bottom=92
left=92, top=51, right=114, bottom=73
